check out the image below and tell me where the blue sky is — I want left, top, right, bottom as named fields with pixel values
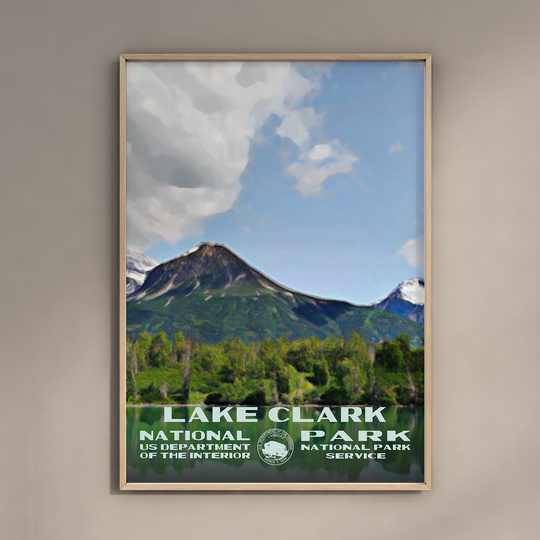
left=127, top=61, right=425, bottom=304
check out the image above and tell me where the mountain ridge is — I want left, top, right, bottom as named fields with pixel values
left=129, top=242, right=361, bottom=306
left=372, top=277, right=425, bottom=324
left=126, top=242, right=424, bottom=344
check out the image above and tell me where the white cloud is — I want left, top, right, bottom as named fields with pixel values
left=398, top=237, right=424, bottom=270
left=275, top=108, right=321, bottom=148
left=127, top=61, right=358, bottom=248
left=309, top=144, right=333, bottom=161
left=287, top=141, right=358, bottom=197
left=388, top=141, right=404, bottom=154
left=276, top=103, right=358, bottom=198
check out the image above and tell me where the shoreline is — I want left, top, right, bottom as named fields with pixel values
left=126, top=403, right=423, bottom=408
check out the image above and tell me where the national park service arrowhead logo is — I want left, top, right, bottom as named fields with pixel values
left=257, top=428, right=294, bottom=466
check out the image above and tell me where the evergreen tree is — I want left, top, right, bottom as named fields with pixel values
left=126, top=340, right=137, bottom=398
left=394, top=334, right=413, bottom=369
left=286, top=340, right=313, bottom=372
left=149, top=331, right=172, bottom=367
left=323, top=335, right=344, bottom=372
left=180, top=338, right=191, bottom=402
left=172, top=331, right=186, bottom=364
left=346, top=332, right=371, bottom=396
left=410, top=346, right=425, bottom=372
left=309, top=359, right=329, bottom=386
left=375, top=340, right=404, bottom=371
left=136, top=331, right=151, bottom=370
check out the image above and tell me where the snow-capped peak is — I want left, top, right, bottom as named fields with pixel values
left=126, top=246, right=158, bottom=286
left=178, top=243, right=206, bottom=258
left=392, top=278, right=425, bottom=305
left=370, top=278, right=425, bottom=324
left=169, top=242, right=220, bottom=261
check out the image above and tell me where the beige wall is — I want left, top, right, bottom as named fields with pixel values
left=1, top=1, right=539, bottom=538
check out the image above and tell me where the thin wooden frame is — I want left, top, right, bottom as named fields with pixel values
left=120, top=53, right=432, bottom=491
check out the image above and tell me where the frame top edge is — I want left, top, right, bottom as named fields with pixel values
left=120, top=53, right=431, bottom=61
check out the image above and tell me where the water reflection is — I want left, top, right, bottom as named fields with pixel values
left=126, top=406, right=424, bottom=483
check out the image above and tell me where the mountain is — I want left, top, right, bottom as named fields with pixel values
left=126, top=243, right=424, bottom=345
left=126, top=247, right=158, bottom=294
left=372, top=278, right=425, bottom=324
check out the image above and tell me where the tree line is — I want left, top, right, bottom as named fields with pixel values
left=126, top=331, right=424, bottom=407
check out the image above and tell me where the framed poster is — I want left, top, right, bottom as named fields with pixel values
left=120, top=53, right=431, bottom=490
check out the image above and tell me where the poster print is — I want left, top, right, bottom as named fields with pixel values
left=120, top=54, right=431, bottom=490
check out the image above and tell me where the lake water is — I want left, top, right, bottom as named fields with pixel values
left=126, top=405, right=424, bottom=484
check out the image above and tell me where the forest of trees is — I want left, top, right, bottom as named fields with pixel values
left=126, top=331, right=424, bottom=407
